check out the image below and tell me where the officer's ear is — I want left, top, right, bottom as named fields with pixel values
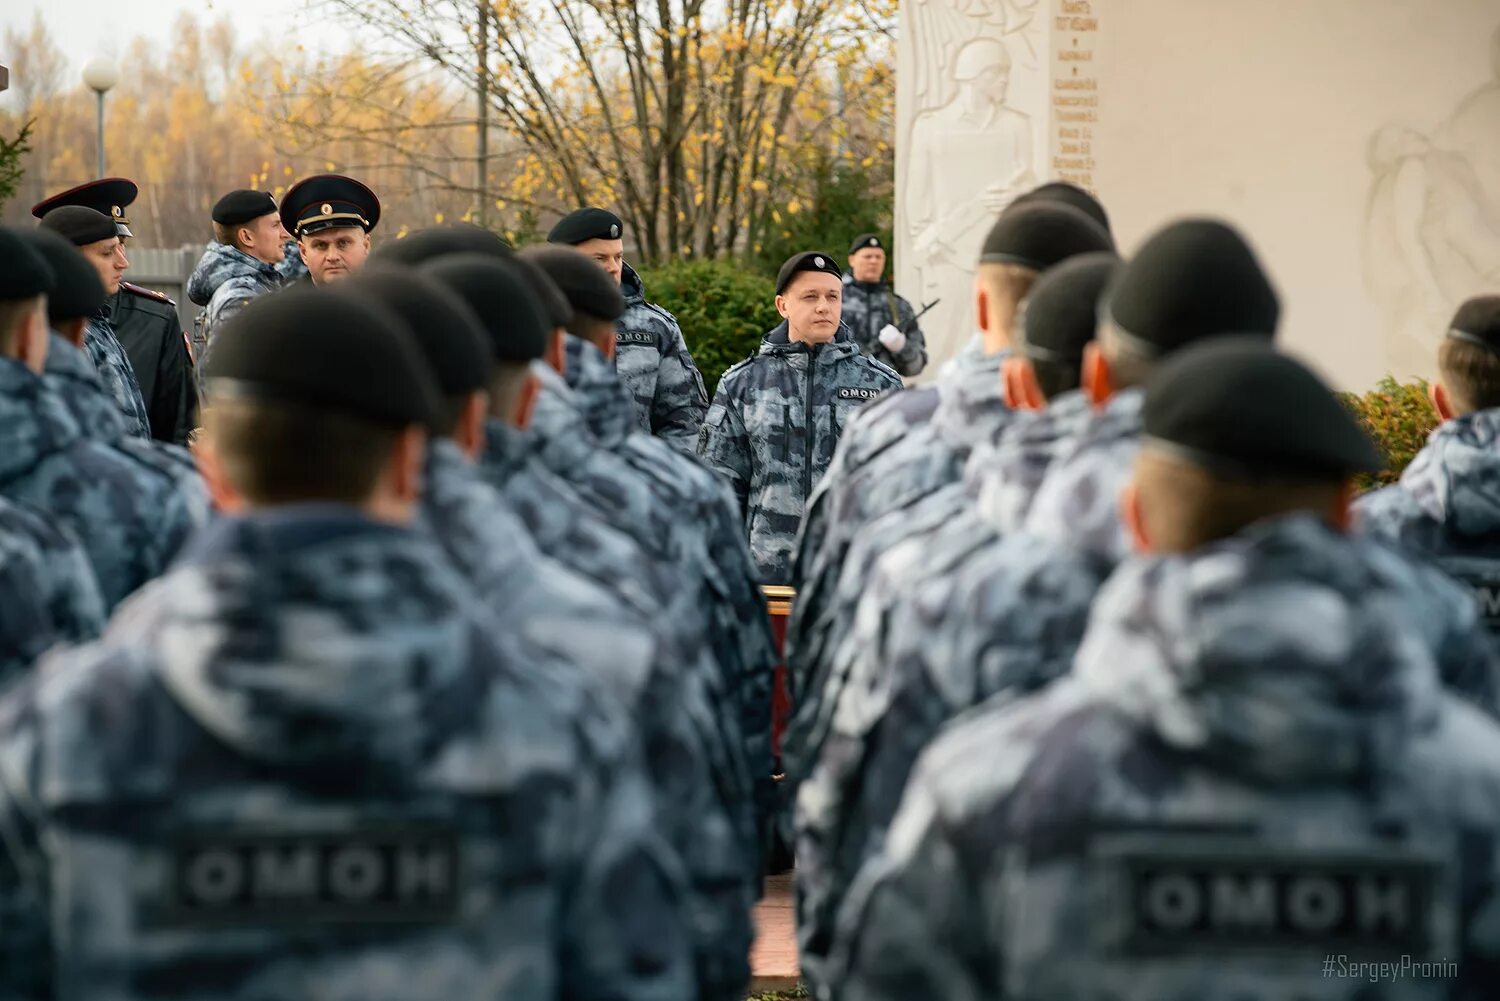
left=1328, top=479, right=1356, bottom=534
left=385, top=425, right=427, bottom=510
left=974, top=276, right=991, bottom=333
left=1120, top=478, right=1153, bottom=554
left=546, top=330, right=567, bottom=374
left=515, top=372, right=542, bottom=430
left=11, top=298, right=49, bottom=374
left=453, top=390, right=489, bottom=459
left=1082, top=342, right=1115, bottom=408
left=1430, top=381, right=1457, bottom=422
left=775, top=294, right=791, bottom=320
left=1002, top=356, right=1046, bottom=411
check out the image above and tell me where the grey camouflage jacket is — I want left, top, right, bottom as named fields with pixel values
left=0, top=506, right=696, bottom=1001
left=698, top=322, right=903, bottom=584
left=0, top=498, right=104, bottom=686
left=420, top=436, right=754, bottom=998
left=839, top=275, right=927, bottom=376
left=835, top=514, right=1500, bottom=1001
left=619, top=264, right=709, bottom=449
left=82, top=316, right=150, bottom=440
left=186, top=241, right=287, bottom=378
left=0, top=357, right=206, bottom=611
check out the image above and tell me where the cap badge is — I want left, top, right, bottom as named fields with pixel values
left=610, top=223, right=620, bottom=238
left=111, top=205, right=122, bottom=217
left=321, top=203, right=333, bottom=216
left=869, top=238, right=878, bottom=247
left=815, top=256, right=825, bottom=268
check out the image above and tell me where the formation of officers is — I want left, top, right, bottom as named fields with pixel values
left=0, top=162, right=1495, bottom=1001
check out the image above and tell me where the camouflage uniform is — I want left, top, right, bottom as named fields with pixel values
left=834, top=515, right=1500, bottom=1001
left=839, top=274, right=928, bottom=376
left=420, top=435, right=755, bottom=998
left=564, top=336, right=780, bottom=852
left=185, top=241, right=288, bottom=384
left=0, top=498, right=105, bottom=685
left=1358, top=407, right=1500, bottom=644
left=0, top=357, right=207, bottom=612
left=698, top=322, right=903, bottom=585
left=106, top=282, right=197, bottom=445
left=81, top=316, right=151, bottom=440
left=0, top=506, right=696, bottom=1001
left=618, top=263, right=709, bottom=449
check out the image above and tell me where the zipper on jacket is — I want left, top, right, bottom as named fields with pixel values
left=802, top=345, right=818, bottom=503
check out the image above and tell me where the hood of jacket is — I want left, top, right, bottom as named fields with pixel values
left=1379, top=408, right=1500, bottom=540
left=0, top=358, right=86, bottom=486
left=620, top=262, right=648, bottom=307
left=43, top=333, right=129, bottom=443
left=186, top=241, right=283, bottom=307
left=1075, top=515, right=1445, bottom=786
left=973, top=390, right=1096, bottom=536
left=563, top=334, right=637, bottom=446
left=842, top=273, right=890, bottom=296
left=148, top=505, right=486, bottom=769
left=931, top=346, right=1009, bottom=455
left=759, top=320, right=860, bottom=360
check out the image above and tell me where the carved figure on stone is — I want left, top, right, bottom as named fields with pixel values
left=1364, top=25, right=1500, bottom=378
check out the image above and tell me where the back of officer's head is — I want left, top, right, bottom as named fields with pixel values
left=23, top=228, right=106, bottom=348
left=1092, top=218, right=1279, bottom=399
left=420, top=253, right=550, bottom=427
left=0, top=227, right=55, bottom=373
left=976, top=203, right=1113, bottom=348
left=1126, top=339, right=1381, bottom=554
left=1435, top=297, right=1500, bottom=418
left=517, top=245, right=625, bottom=357
left=346, top=267, right=495, bottom=453
left=1008, top=252, right=1120, bottom=407
left=201, top=284, right=440, bottom=513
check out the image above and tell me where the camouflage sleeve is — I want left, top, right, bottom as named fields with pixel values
left=831, top=776, right=991, bottom=1000
left=0, top=685, right=53, bottom=1001
left=560, top=754, right=698, bottom=1001
left=144, top=477, right=212, bottom=579
left=652, top=320, right=709, bottom=450
left=889, top=296, right=928, bottom=377
left=697, top=396, right=752, bottom=520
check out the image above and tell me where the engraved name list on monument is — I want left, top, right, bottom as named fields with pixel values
left=1051, top=0, right=1099, bottom=192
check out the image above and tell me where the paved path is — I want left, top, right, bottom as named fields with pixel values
left=749, top=872, right=800, bottom=992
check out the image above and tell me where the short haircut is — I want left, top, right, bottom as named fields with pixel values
left=1098, top=320, right=1158, bottom=392
left=1134, top=449, right=1345, bottom=552
left=1030, top=357, right=1082, bottom=401
left=433, top=393, right=477, bottom=438
left=1438, top=335, right=1500, bottom=415
left=212, top=220, right=247, bottom=251
left=0, top=296, right=43, bottom=355
left=976, top=262, right=1038, bottom=338
left=488, top=360, right=533, bottom=422
left=204, top=396, right=401, bottom=506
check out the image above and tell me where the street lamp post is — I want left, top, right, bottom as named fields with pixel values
left=82, top=57, right=120, bottom=178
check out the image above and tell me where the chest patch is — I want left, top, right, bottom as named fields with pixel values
left=1092, top=837, right=1439, bottom=955
left=616, top=330, right=656, bottom=347
left=156, top=826, right=461, bottom=926
left=836, top=386, right=883, bottom=402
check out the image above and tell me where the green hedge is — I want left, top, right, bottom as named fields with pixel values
left=637, top=259, right=782, bottom=397
left=1338, top=377, right=1437, bottom=492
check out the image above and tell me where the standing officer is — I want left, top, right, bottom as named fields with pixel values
left=32, top=178, right=197, bottom=444
left=548, top=207, right=708, bottom=450
left=698, top=251, right=904, bottom=584
left=278, top=173, right=380, bottom=285
left=841, top=233, right=928, bottom=377
left=185, top=189, right=291, bottom=378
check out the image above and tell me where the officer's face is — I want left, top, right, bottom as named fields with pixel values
left=777, top=272, right=843, bottom=343
left=301, top=227, right=371, bottom=284
left=242, top=212, right=288, bottom=265
left=574, top=238, right=625, bottom=285
left=82, top=236, right=128, bottom=296
left=850, top=248, right=886, bottom=283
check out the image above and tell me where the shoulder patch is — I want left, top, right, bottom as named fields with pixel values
left=836, top=386, right=884, bottom=402
left=616, top=329, right=657, bottom=347
left=121, top=281, right=176, bottom=306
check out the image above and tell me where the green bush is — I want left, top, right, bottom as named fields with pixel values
left=637, top=259, right=782, bottom=396
left=1337, top=376, right=1437, bottom=492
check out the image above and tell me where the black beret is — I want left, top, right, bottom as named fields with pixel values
left=776, top=251, right=844, bottom=295
left=32, top=177, right=137, bottom=237
left=849, top=233, right=885, bottom=257
left=352, top=268, right=495, bottom=401
left=1007, top=181, right=1112, bottom=234
left=370, top=224, right=513, bottom=266
left=0, top=226, right=55, bottom=300
left=205, top=284, right=440, bottom=427
left=979, top=202, right=1114, bottom=270
left=212, top=189, right=278, bottom=227
left=38, top=206, right=118, bottom=247
left=518, top=246, right=626, bottom=321
left=420, top=254, right=550, bottom=363
left=280, top=174, right=381, bottom=238
left=509, top=255, right=574, bottom=329
left=1019, top=252, right=1121, bottom=364
left=22, top=228, right=105, bottom=322
left=1142, top=338, right=1382, bottom=479
left=547, top=207, right=624, bottom=246
left=1445, top=295, right=1500, bottom=357
left=1105, top=218, right=1279, bottom=356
